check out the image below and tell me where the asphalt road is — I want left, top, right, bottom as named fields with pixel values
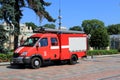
left=0, top=54, right=120, bottom=80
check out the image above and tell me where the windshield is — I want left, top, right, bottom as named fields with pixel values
left=22, top=37, right=39, bottom=47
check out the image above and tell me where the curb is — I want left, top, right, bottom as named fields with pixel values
left=90, top=54, right=120, bottom=58
left=0, top=62, right=10, bottom=66
left=85, top=54, right=120, bottom=60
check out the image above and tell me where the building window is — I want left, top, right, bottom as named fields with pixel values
left=7, top=27, right=9, bottom=30
left=21, top=28, right=23, bottom=31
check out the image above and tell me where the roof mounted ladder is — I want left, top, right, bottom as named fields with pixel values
left=34, top=27, right=84, bottom=34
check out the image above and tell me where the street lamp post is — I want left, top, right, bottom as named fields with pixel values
left=88, top=34, right=93, bottom=58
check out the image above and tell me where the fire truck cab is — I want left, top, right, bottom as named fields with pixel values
left=11, top=28, right=87, bottom=69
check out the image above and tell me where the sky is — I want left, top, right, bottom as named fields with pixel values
left=21, top=0, right=120, bottom=29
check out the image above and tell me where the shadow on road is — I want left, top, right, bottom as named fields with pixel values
left=6, top=61, right=80, bottom=69
left=7, top=65, right=28, bottom=69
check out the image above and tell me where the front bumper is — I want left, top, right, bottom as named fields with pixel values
left=11, top=57, right=31, bottom=65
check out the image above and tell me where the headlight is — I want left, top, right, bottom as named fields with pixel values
left=21, top=52, right=27, bottom=56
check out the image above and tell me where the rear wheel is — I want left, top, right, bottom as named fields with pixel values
left=69, top=55, right=78, bottom=65
left=31, top=57, right=42, bottom=69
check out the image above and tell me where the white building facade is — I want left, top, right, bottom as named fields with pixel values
left=2, top=22, right=33, bottom=50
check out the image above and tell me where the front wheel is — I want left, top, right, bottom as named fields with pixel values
left=31, top=57, right=42, bottom=69
left=69, top=55, right=78, bottom=65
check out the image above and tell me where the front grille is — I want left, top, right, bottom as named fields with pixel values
left=13, top=53, right=20, bottom=58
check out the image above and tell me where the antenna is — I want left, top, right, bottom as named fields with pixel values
left=58, top=0, right=62, bottom=30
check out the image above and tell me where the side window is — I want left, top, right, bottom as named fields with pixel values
left=51, top=38, right=58, bottom=46
left=39, top=38, right=48, bottom=47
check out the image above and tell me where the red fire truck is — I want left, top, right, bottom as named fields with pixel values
left=11, top=28, right=87, bottom=69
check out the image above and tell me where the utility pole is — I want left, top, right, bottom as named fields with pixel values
left=58, top=0, right=62, bottom=30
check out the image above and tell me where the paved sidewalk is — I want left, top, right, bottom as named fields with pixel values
left=0, top=54, right=120, bottom=80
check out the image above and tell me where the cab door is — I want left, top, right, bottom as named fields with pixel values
left=37, top=38, right=50, bottom=59
left=50, top=37, right=60, bottom=60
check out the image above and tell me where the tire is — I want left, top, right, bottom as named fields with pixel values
left=69, top=55, right=78, bottom=65
left=31, top=57, right=42, bottom=69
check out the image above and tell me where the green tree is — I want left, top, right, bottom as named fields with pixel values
left=0, top=0, right=55, bottom=50
left=0, top=25, right=8, bottom=53
left=43, top=24, right=56, bottom=29
left=82, top=19, right=104, bottom=34
left=107, top=24, right=120, bottom=35
left=69, top=26, right=82, bottom=31
left=89, top=27, right=109, bottom=49
left=25, top=22, right=38, bottom=30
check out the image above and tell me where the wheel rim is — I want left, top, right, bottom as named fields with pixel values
left=34, top=60, right=39, bottom=66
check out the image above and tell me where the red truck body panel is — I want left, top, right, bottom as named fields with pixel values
left=59, top=33, right=87, bottom=60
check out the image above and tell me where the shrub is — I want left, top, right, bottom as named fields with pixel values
left=0, top=53, right=13, bottom=62
left=0, top=54, right=7, bottom=62
left=87, top=49, right=118, bottom=56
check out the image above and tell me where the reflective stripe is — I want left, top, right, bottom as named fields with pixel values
left=61, top=45, right=69, bottom=48
left=51, top=45, right=69, bottom=49
left=51, top=46, right=59, bottom=49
